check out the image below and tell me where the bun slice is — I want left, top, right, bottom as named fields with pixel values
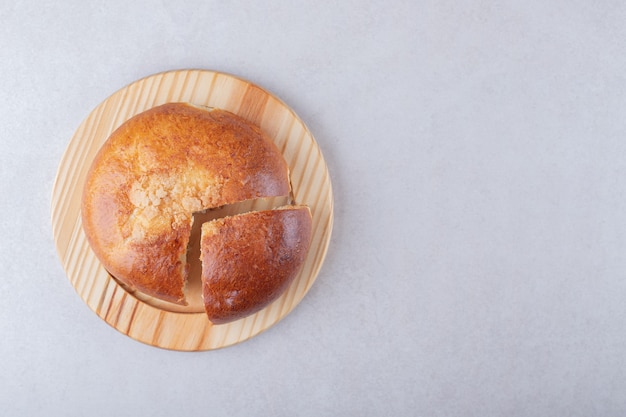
left=200, top=206, right=313, bottom=324
left=81, top=103, right=291, bottom=305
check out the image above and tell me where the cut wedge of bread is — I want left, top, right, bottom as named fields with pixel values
left=200, top=206, right=312, bottom=324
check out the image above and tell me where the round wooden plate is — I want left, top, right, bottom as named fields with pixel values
left=51, top=69, right=333, bottom=351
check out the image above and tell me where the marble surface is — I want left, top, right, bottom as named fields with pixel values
left=2, top=1, right=626, bottom=415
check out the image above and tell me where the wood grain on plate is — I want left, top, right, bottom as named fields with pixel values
left=51, top=69, right=333, bottom=351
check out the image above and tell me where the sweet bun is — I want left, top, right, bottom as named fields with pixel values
left=201, top=206, right=312, bottom=324
left=81, top=103, right=291, bottom=305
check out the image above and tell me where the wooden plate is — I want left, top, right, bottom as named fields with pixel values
left=51, top=69, right=333, bottom=351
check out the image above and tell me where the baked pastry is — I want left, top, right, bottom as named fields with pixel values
left=201, top=206, right=312, bottom=324
left=81, top=103, right=291, bottom=305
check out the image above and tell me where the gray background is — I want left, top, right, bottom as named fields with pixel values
left=2, top=1, right=626, bottom=415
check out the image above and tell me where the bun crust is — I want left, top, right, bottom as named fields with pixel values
left=201, top=206, right=313, bottom=324
left=81, top=103, right=290, bottom=304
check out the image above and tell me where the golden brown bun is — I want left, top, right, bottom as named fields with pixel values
left=200, top=206, right=313, bottom=324
left=81, top=103, right=290, bottom=304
